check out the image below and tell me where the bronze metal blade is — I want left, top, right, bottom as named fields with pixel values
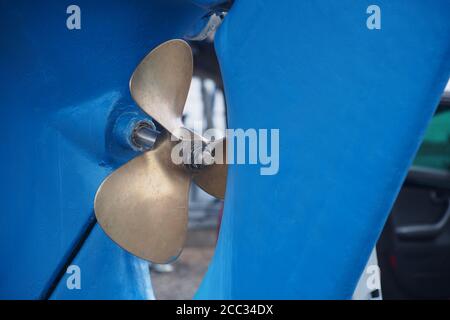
left=192, top=138, right=228, bottom=200
left=94, top=133, right=191, bottom=263
left=130, top=39, right=193, bottom=140
left=95, top=40, right=227, bottom=263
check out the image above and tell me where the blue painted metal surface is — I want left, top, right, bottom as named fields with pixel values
left=197, top=0, right=450, bottom=299
left=0, top=0, right=209, bottom=299
left=2, top=0, right=449, bottom=300
left=50, top=225, right=154, bottom=300
left=191, top=0, right=231, bottom=9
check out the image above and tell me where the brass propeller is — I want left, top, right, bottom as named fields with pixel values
left=94, top=39, right=227, bottom=263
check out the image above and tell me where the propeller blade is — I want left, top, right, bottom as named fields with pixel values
left=95, top=40, right=227, bottom=263
left=130, top=39, right=193, bottom=139
left=94, top=133, right=191, bottom=263
left=192, top=138, right=228, bottom=200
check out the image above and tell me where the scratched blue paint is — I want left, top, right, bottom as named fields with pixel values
left=50, top=225, right=154, bottom=300
left=0, top=0, right=209, bottom=299
left=196, top=0, right=450, bottom=299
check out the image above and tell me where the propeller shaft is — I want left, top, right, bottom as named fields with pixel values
left=132, top=121, right=159, bottom=151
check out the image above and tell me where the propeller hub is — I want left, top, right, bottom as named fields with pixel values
left=186, top=142, right=215, bottom=171
left=132, top=121, right=159, bottom=151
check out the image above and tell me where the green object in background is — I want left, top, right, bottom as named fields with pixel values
left=414, top=110, right=450, bottom=172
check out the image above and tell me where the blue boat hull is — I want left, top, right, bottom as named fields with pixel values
left=1, top=0, right=449, bottom=299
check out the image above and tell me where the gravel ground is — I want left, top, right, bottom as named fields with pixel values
left=150, top=229, right=216, bottom=300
